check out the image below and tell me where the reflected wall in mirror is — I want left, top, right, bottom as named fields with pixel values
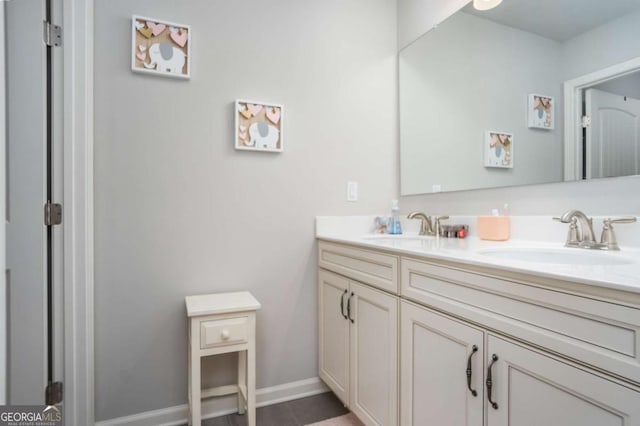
left=400, top=0, right=640, bottom=195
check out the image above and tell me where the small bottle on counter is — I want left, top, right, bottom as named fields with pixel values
left=388, top=200, right=403, bottom=235
left=439, top=224, right=469, bottom=238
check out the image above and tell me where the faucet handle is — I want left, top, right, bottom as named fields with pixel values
left=564, top=217, right=581, bottom=246
left=600, top=217, right=637, bottom=250
left=606, top=217, right=637, bottom=225
left=434, top=215, right=449, bottom=236
left=554, top=216, right=583, bottom=247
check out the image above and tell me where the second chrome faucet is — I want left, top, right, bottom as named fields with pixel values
left=555, top=210, right=636, bottom=250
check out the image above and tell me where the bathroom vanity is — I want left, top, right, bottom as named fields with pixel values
left=317, top=219, right=640, bottom=426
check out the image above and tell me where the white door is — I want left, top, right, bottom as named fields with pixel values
left=585, top=88, right=640, bottom=179
left=6, top=0, right=63, bottom=405
left=349, top=281, right=398, bottom=426
left=318, top=270, right=350, bottom=405
left=400, top=301, right=484, bottom=426
left=486, top=334, right=640, bottom=426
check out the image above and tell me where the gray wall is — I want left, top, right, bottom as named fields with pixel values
left=562, top=8, right=640, bottom=81
left=397, top=0, right=468, bottom=49
left=400, top=11, right=563, bottom=195
left=94, top=0, right=397, bottom=420
left=398, top=0, right=640, bottom=216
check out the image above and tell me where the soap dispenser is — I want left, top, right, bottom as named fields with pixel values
left=388, top=200, right=403, bottom=235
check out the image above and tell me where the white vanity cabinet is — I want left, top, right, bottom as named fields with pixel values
left=400, top=300, right=484, bottom=426
left=401, top=300, right=640, bottom=426
left=318, top=242, right=399, bottom=426
left=318, top=240, right=640, bottom=426
left=401, top=256, right=640, bottom=426
left=487, top=335, right=640, bottom=426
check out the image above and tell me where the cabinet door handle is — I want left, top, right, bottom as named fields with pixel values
left=486, top=354, right=499, bottom=409
left=340, top=289, right=348, bottom=320
left=466, top=345, right=479, bottom=397
left=347, top=292, right=355, bottom=323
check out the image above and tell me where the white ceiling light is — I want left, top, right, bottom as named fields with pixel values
left=473, top=0, right=503, bottom=11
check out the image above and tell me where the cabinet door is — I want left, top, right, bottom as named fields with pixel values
left=400, top=301, right=484, bottom=426
left=487, top=335, right=640, bottom=426
left=349, top=281, right=398, bottom=426
left=318, top=270, right=350, bottom=404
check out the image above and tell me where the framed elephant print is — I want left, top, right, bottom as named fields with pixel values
left=235, top=100, right=284, bottom=152
left=484, top=131, right=514, bottom=168
left=131, top=15, right=191, bottom=79
left=528, top=94, right=554, bottom=129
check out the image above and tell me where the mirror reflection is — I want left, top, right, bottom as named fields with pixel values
left=399, top=0, right=640, bottom=195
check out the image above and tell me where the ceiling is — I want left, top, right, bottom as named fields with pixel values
left=464, top=0, right=640, bottom=41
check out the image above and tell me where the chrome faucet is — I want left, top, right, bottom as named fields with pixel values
left=433, top=215, right=450, bottom=237
left=407, top=212, right=434, bottom=235
left=407, top=212, right=450, bottom=236
left=555, top=210, right=637, bottom=250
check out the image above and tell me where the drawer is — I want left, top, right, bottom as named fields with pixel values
left=200, top=316, right=248, bottom=349
left=401, top=257, right=640, bottom=384
left=318, top=241, right=398, bottom=294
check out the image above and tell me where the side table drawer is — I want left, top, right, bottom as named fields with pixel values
left=200, top=316, right=248, bottom=349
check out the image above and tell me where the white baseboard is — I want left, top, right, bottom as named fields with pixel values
left=96, top=377, right=330, bottom=426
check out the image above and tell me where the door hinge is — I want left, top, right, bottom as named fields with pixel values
left=44, top=202, right=62, bottom=226
left=43, top=21, right=62, bottom=47
left=581, top=115, right=591, bottom=128
left=45, top=381, right=64, bottom=406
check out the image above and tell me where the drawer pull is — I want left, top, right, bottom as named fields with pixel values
left=486, top=354, right=499, bottom=409
left=221, top=329, right=230, bottom=340
left=466, top=345, right=479, bottom=397
left=347, top=292, right=355, bottom=323
left=340, top=289, right=348, bottom=320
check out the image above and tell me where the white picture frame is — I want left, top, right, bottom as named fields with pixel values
left=484, top=131, right=514, bottom=168
left=235, top=100, right=284, bottom=152
left=131, top=15, right=191, bottom=79
left=528, top=94, right=554, bottom=129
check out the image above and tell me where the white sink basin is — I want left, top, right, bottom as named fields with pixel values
left=478, top=248, right=634, bottom=266
left=363, top=234, right=433, bottom=242
left=362, top=234, right=440, bottom=249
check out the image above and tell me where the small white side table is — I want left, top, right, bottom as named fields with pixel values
left=185, top=292, right=261, bottom=426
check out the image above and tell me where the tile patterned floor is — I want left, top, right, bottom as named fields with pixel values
left=187, top=391, right=349, bottom=426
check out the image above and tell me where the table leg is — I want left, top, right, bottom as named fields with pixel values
left=190, top=323, right=201, bottom=426
left=188, top=337, right=192, bottom=425
left=248, top=346, right=256, bottom=426
left=238, top=350, right=247, bottom=415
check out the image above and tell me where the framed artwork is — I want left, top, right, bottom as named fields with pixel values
left=528, top=94, right=554, bottom=129
left=235, top=100, right=283, bottom=152
left=484, top=131, right=513, bottom=168
left=131, top=15, right=191, bottom=79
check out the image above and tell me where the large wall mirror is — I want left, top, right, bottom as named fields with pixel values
left=399, top=0, right=640, bottom=195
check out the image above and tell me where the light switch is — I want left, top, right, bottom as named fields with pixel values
left=347, top=181, right=358, bottom=202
